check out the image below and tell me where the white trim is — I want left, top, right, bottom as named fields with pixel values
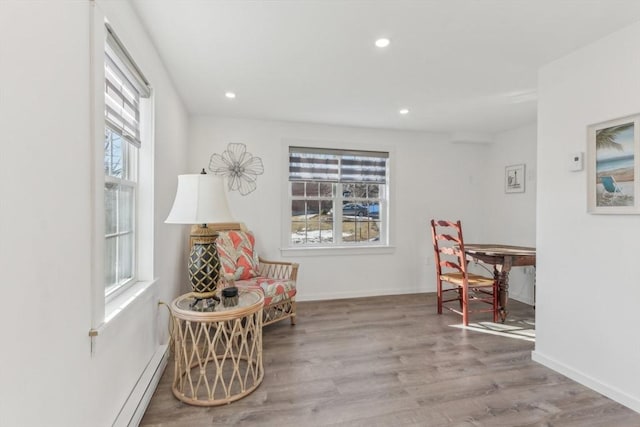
left=91, top=278, right=157, bottom=356
left=532, top=350, right=640, bottom=413
left=508, top=291, right=534, bottom=306
left=281, top=245, right=395, bottom=257
left=90, top=3, right=107, bottom=328
left=297, top=287, right=427, bottom=302
left=112, top=344, right=169, bottom=427
left=103, top=278, right=157, bottom=325
left=137, top=92, right=155, bottom=284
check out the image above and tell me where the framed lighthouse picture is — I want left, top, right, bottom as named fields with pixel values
left=505, top=164, right=525, bottom=194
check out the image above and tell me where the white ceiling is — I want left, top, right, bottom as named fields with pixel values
left=132, top=0, right=640, bottom=136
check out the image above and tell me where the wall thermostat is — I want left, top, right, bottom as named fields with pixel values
left=569, top=152, right=584, bottom=172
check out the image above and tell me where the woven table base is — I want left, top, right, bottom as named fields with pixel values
left=170, top=291, right=264, bottom=406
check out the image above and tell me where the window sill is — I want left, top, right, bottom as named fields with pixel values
left=104, top=278, right=158, bottom=325
left=280, top=245, right=396, bottom=257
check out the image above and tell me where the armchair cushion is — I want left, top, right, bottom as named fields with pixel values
left=234, top=277, right=297, bottom=306
left=216, top=230, right=260, bottom=280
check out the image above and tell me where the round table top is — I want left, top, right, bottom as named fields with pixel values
left=170, top=289, right=264, bottom=322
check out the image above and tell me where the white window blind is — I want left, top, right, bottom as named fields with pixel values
left=104, top=25, right=150, bottom=148
left=289, top=146, right=388, bottom=183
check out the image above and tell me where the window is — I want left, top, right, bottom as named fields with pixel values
left=103, top=26, right=151, bottom=298
left=288, top=146, right=389, bottom=247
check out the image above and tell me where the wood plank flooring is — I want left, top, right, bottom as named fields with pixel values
left=140, top=293, right=640, bottom=426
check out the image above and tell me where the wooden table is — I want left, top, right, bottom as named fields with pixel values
left=464, top=244, right=536, bottom=322
left=169, top=290, right=264, bottom=406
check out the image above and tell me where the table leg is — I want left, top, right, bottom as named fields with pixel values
left=497, top=256, right=513, bottom=323
left=533, top=265, right=536, bottom=310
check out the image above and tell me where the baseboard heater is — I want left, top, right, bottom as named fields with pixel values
left=112, top=344, right=169, bottom=427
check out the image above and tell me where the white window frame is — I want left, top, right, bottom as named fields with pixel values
left=90, top=13, right=155, bottom=335
left=103, top=128, right=138, bottom=298
left=288, top=182, right=388, bottom=246
left=282, top=141, right=395, bottom=256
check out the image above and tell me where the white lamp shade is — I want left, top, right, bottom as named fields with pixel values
left=165, top=174, right=234, bottom=224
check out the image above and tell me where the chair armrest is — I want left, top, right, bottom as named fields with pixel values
left=258, top=257, right=299, bottom=281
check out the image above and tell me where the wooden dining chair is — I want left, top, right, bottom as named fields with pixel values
left=430, top=219, right=498, bottom=325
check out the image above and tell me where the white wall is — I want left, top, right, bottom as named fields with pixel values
left=534, top=21, right=640, bottom=412
left=0, top=1, right=540, bottom=424
left=0, top=1, right=189, bottom=426
left=189, top=116, right=496, bottom=301
left=485, top=124, right=538, bottom=304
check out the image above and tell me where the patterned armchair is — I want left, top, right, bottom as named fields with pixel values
left=194, top=222, right=298, bottom=326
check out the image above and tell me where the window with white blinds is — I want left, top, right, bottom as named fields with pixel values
left=103, top=25, right=150, bottom=299
left=104, top=26, right=150, bottom=148
left=288, top=146, right=389, bottom=247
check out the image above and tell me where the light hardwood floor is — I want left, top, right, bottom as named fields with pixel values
left=140, top=293, right=640, bottom=426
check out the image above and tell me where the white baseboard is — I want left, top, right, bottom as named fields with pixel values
left=297, top=287, right=428, bottom=302
left=532, top=350, right=640, bottom=413
left=113, top=344, right=169, bottom=427
left=509, top=293, right=534, bottom=306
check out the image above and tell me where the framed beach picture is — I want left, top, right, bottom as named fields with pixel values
left=587, top=114, right=640, bottom=214
left=505, top=164, right=525, bottom=193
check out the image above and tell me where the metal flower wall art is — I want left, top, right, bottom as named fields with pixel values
left=208, top=143, right=264, bottom=196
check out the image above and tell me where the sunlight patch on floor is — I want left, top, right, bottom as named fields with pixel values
left=450, top=319, right=535, bottom=342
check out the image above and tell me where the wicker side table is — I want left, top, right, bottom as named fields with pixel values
left=169, top=290, right=264, bottom=406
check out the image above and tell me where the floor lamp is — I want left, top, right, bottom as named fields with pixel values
left=165, top=172, right=233, bottom=307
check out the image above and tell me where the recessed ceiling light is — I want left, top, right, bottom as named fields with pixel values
left=399, top=108, right=410, bottom=115
left=225, top=92, right=236, bottom=99
left=375, top=38, right=390, bottom=48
